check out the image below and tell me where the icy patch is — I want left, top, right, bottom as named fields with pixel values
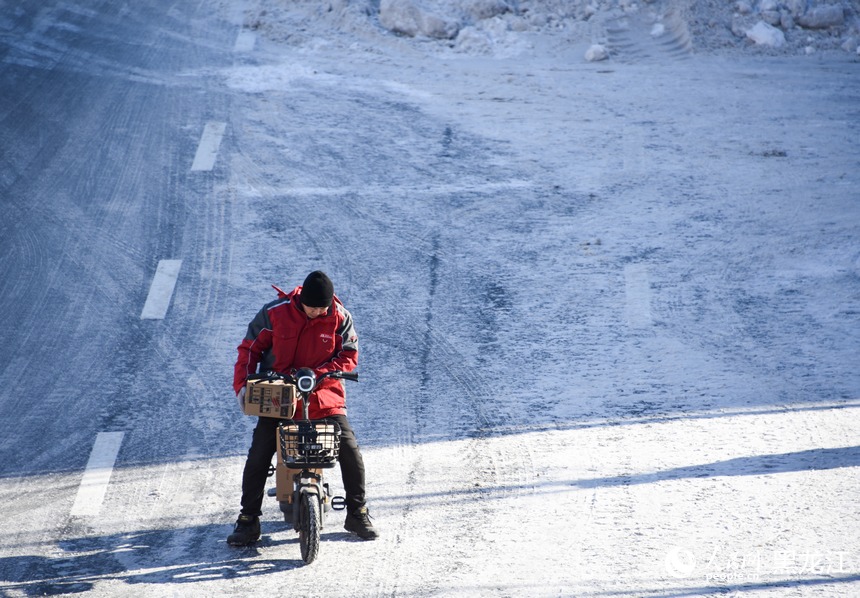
left=221, top=63, right=337, bottom=92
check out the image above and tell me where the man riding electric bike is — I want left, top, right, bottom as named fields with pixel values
left=228, top=271, right=378, bottom=545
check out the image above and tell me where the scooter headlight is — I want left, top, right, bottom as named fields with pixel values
left=295, top=368, right=316, bottom=393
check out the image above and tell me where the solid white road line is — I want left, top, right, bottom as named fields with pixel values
left=140, top=259, right=182, bottom=320
left=624, top=263, right=652, bottom=328
left=190, top=121, right=227, bottom=171
left=70, top=432, right=125, bottom=518
left=234, top=30, right=256, bottom=52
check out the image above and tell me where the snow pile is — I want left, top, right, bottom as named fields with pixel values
left=371, top=0, right=860, bottom=57
left=798, top=3, right=847, bottom=29
left=376, top=0, right=514, bottom=40
left=378, top=0, right=461, bottom=39
left=697, top=0, right=859, bottom=55
left=235, top=0, right=860, bottom=59
left=745, top=20, right=786, bottom=46
left=585, top=43, right=610, bottom=61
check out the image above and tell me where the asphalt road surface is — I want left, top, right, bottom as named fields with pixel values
left=1, top=1, right=858, bottom=596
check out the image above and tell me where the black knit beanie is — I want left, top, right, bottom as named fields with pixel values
left=300, top=271, right=334, bottom=308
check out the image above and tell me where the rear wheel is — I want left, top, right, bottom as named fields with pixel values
left=299, top=494, right=321, bottom=564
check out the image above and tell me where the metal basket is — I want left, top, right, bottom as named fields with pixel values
left=278, top=420, right=341, bottom=469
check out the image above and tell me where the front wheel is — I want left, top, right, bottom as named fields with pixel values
left=299, top=494, right=321, bottom=564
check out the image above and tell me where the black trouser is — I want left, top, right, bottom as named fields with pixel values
left=239, top=414, right=366, bottom=517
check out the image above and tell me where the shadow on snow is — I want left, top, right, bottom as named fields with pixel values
left=373, top=446, right=860, bottom=506
left=0, top=521, right=362, bottom=596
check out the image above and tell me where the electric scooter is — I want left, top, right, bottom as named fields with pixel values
left=266, top=368, right=358, bottom=563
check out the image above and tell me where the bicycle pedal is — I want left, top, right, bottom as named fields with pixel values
left=331, top=496, right=347, bottom=511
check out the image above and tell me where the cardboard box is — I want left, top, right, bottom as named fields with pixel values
left=243, top=378, right=297, bottom=419
left=275, top=428, right=321, bottom=502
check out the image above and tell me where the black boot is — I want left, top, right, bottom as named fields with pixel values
left=227, top=514, right=261, bottom=546
left=344, top=506, right=378, bottom=540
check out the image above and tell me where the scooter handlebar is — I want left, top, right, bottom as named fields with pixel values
left=328, top=371, right=358, bottom=382
left=248, top=370, right=358, bottom=385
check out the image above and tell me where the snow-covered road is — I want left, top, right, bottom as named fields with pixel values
left=1, top=0, right=858, bottom=596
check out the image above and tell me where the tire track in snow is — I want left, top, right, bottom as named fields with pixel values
left=235, top=182, right=540, bottom=594
left=382, top=242, right=539, bottom=595
left=606, top=10, right=693, bottom=63
left=221, top=76, right=545, bottom=592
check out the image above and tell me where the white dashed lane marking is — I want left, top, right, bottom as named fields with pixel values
left=140, top=259, right=182, bottom=320
left=234, top=30, right=256, bottom=52
left=70, top=432, right=125, bottom=518
left=624, top=263, right=652, bottom=328
left=190, top=121, right=226, bottom=171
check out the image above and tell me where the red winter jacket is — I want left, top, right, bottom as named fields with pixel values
left=233, top=286, right=358, bottom=419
